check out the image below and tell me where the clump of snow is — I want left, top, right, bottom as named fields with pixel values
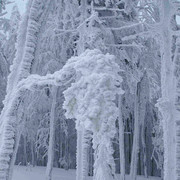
left=63, top=49, right=123, bottom=129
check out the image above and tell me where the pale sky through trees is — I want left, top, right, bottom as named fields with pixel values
left=5, top=0, right=180, bottom=24
left=5, top=0, right=26, bottom=18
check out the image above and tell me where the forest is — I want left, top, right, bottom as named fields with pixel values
left=0, top=0, right=179, bottom=180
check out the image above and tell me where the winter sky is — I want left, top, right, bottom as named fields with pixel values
left=5, top=0, right=27, bottom=18
left=4, top=0, right=180, bottom=24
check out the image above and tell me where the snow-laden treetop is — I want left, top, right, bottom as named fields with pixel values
left=63, top=49, right=124, bottom=133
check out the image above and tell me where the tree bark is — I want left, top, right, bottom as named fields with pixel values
left=141, top=116, right=148, bottom=178
left=118, top=95, right=125, bottom=180
left=8, top=129, right=21, bottom=180
left=23, top=136, right=27, bottom=166
left=46, top=86, right=58, bottom=180
left=76, top=129, right=91, bottom=180
left=130, top=84, right=140, bottom=180
left=157, top=1, right=176, bottom=180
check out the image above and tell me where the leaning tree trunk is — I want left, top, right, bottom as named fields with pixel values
left=0, top=90, right=27, bottom=180
left=0, top=0, right=51, bottom=179
left=46, top=86, right=58, bottom=180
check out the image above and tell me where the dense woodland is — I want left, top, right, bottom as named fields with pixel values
left=0, top=0, right=180, bottom=180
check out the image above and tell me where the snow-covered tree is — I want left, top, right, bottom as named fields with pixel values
left=0, top=1, right=178, bottom=180
left=0, top=0, right=52, bottom=179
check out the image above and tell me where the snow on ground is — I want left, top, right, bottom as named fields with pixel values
left=13, top=166, right=161, bottom=180
left=13, top=166, right=91, bottom=180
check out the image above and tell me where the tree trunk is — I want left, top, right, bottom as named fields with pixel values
left=130, top=84, right=140, bottom=180
left=31, top=140, right=35, bottom=167
left=157, top=1, right=176, bottom=180
left=141, top=120, right=148, bottom=178
left=88, top=142, right=93, bottom=176
left=65, top=132, right=69, bottom=170
left=76, top=130, right=83, bottom=180
left=93, top=135, right=116, bottom=180
left=8, top=129, right=21, bottom=180
left=0, top=0, right=52, bottom=179
left=0, top=97, right=24, bottom=180
left=23, top=136, right=27, bottom=166
left=76, top=129, right=91, bottom=180
left=174, top=38, right=180, bottom=180
left=46, top=86, right=58, bottom=180
left=118, top=95, right=125, bottom=180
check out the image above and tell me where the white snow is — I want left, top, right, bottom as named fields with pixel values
left=12, top=166, right=89, bottom=180
left=13, top=166, right=161, bottom=180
